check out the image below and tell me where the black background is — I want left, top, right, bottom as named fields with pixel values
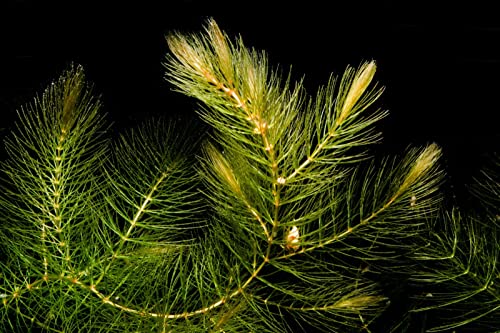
left=1, top=0, right=498, bottom=202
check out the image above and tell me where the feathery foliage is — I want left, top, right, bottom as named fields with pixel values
left=0, top=19, right=497, bottom=332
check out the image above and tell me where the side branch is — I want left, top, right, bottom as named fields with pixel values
left=95, top=171, right=169, bottom=286
left=285, top=132, right=335, bottom=182
left=255, top=294, right=386, bottom=312
left=275, top=187, right=411, bottom=260
left=285, top=61, right=378, bottom=184
left=279, top=144, right=441, bottom=259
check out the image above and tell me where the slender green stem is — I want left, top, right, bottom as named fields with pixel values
left=95, top=171, right=168, bottom=286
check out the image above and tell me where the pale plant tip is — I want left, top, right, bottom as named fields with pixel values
left=334, top=295, right=386, bottom=310
left=206, top=18, right=233, bottom=83
left=414, top=143, right=441, bottom=175
left=401, top=143, right=442, bottom=192
left=206, top=144, right=241, bottom=195
left=167, top=34, right=207, bottom=78
left=339, top=60, right=377, bottom=123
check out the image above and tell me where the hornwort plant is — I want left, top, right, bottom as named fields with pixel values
left=0, top=19, right=498, bottom=332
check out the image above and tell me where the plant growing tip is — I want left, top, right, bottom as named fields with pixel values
left=338, top=60, right=377, bottom=124
left=204, top=143, right=242, bottom=195
left=400, top=143, right=442, bottom=193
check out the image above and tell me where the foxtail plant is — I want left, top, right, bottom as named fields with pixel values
left=1, top=19, right=497, bottom=332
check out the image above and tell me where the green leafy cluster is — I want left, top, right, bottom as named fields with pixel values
left=0, top=19, right=498, bottom=332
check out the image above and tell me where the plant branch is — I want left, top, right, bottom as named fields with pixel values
left=95, top=170, right=169, bottom=286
